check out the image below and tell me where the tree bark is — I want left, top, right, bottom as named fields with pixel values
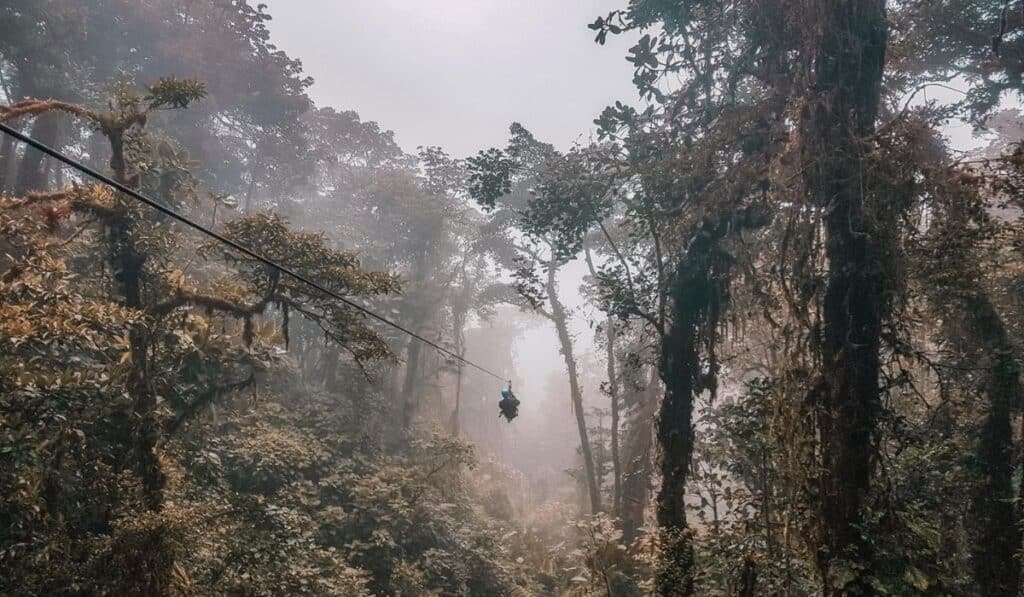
left=451, top=362, right=463, bottom=436
left=605, top=320, right=623, bottom=517
left=621, top=368, right=658, bottom=544
left=401, top=332, right=424, bottom=429
left=450, top=251, right=471, bottom=437
left=656, top=246, right=713, bottom=596
left=14, top=113, right=59, bottom=194
left=400, top=248, right=432, bottom=430
left=958, top=294, right=1022, bottom=597
left=323, top=345, right=341, bottom=389
left=546, top=262, right=602, bottom=514
left=0, top=131, right=15, bottom=193
left=799, top=1, right=888, bottom=592
left=655, top=207, right=766, bottom=595
left=738, top=556, right=758, bottom=597
left=586, top=247, right=623, bottom=516
left=110, top=155, right=163, bottom=513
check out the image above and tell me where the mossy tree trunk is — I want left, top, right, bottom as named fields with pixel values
left=799, top=1, right=888, bottom=592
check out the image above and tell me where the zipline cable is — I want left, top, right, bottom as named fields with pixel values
left=0, top=121, right=508, bottom=383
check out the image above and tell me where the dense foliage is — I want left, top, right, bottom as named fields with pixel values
left=2, top=1, right=1024, bottom=596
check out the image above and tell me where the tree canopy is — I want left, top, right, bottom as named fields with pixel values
left=2, top=1, right=1024, bottom=596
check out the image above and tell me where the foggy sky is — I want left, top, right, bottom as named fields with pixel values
left=261, top=0, right=639, bottom=157
left=262, top=1, right=640, bottom=403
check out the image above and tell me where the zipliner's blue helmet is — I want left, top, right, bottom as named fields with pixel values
left=498, top=386, right=519, bottom=422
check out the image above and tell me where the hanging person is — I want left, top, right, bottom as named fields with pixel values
left=498, top=382, right=520, bottom=422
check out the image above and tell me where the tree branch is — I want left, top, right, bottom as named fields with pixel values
left=0, top=99, right=101, bottom=125
left=150, top=289, right=271, bottom=319
left=164, top=370, right=256, bottom=436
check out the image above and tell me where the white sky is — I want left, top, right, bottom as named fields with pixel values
left=261, top=0, right=639, bottom=157
left=262, top=0, right=640, bottom=402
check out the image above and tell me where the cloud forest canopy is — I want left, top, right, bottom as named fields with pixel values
left=1, top=1, right=1023, bottom=596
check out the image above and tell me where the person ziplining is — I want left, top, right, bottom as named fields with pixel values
left=498, top=381, right=520, bottom=422
left=0, top=122, right=525, bottom=429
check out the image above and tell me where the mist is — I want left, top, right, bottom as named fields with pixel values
left=2, top=1, right=1024, bottom=595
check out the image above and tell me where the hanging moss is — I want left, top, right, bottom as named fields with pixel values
left=281, top=302, right=290, bottom=350
left=656, top=206, right=768, bottom=594
left=243, top=315, right=253, bottom=348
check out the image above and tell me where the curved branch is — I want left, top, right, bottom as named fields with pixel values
left=0, top=190, right=71, bottom=209
left=150, top=288, right=273, bottom=319
left=1, top=188, right=120, bottom=221
left=0, top=99, right=101, bottom=125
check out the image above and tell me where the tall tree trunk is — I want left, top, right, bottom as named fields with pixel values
left=655, top=208, right=765, bottom=595
left=800, top=1, right=888, bottom=592
left=586, top=248, right=623, bottom=515
left=0, top=131, right=15, bottom=193
left=110, top=165, right=163, bottom=513
left=451, top=363, right=463, bottom=436
left=546, top=262, right=602, bottom=514
left=656, top=251, right=711, bottom=595
left=450, top=252, right=470, bottom=437
left=52, top=152, right=64, bottom=188
left=400, top=249, right=432, bottom=430
left=14, top=113, right=59, bottom=194
left=323, top=345, right=341, bottom=389
left=450, top=311, right=466, bottom=437
left=243, top=158, right=259, bottom=214
left=401, top=333, right=424, bottom=429
left=605, top=320, right=623, bottom=517
left=957, top=294, right=1022, bottom=597
left=98, top=121, right=171, bottom=596
left=738, top=556, right=758, bottom=597
left=621, top=368, right=658, bottom=544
